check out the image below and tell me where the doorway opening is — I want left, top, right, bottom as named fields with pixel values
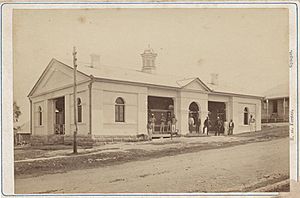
left=188, top=102, right=200, bottom=133
left=208, top=101, right=226, bottom=132
left=148, top=96, right=174, bottom=133
left=54, top=97, right=65, bottom=135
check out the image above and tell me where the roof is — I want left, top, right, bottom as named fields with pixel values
left=263, top=82, right=289, bottom=99
left=29, top=58, right=263, bottom=99
left=76, top=61, right=212, bottom=90
left=78, top=61, right=264, bottom=98
left=176, top=78, right=197, bottom=87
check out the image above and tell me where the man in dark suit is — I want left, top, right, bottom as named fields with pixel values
left=195, top=116, right=201, bottom=133
left=215, top=117, right=223, bottom=136
left=203, top=117, right=209, bottom=135
left=228, top=119, right=234, bottom=135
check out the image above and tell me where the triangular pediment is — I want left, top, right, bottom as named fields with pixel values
left=179, top=78, right=211, bottom=92
left=29, top=59, right=90, bottom=96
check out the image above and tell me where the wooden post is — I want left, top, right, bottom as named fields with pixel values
left=283, top=97, right=286, bottom=121
left=266, top=99, right=269, bottom=123
left=73, top=47, right=78, bottom=154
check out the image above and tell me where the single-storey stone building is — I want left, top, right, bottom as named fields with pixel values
left=261, top=83, right=289, bottom=123
left=28, top=48, right=262, bottom=145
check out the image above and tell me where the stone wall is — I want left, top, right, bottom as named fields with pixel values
left=64, top=135, right=94, bottom=147
left=30, top=134, right=147, bottom=147
left=30, top=135, right=64, bottom=146
left=92, top=135, right=142, bottom=145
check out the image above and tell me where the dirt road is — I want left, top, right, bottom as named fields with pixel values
left=15, top=137, right=289, bottom=194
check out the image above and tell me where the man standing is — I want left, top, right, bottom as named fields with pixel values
left=223, top=119, right=229, bottom=135
left=249, top=115, right=256, bottom=132
left=171, top=114, right=177, bottom=140
left=188, top=114, right=194, bottom=133
left=166, top=112, right=172, bottom=132
left=149, top=114, right=156, bottom=140
left=171, top=114, right=177, bottom=134
left=195, top=116, right=201, bottom=133
left=203, top=116, right=209, bottom=135
left=215, top=117, right=222, bottom=136
left=228, top=119, right=234, bottom=135
left=160, top=113, right=166, bottom=134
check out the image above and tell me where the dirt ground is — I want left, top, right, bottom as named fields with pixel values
left=14, top=125, right=289, bottom=179
left=15, top=137, right=289, bottom=193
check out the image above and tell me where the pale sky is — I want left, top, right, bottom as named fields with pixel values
left=13, top=8, right=289, bottom=125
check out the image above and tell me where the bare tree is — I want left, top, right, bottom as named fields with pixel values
left=13, top=101, right=21, bottom=123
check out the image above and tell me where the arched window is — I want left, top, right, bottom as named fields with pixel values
left=38, top=106, right=42, bottom=126
left=189, top=102, right=199, bottom=112
left=244, top=107, right=249, bottom=125
left=77, top=98, right=82, bottom=123
left=115, top=97, right=125, bottom=122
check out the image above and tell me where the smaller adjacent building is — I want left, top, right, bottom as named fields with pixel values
left=261, top=83, right=289, bottom=123
left=261, top=96, right=289, bottom=123
left=14, top=121, right=31, bottom=145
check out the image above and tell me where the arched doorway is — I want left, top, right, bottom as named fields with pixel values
left=189, top=102, right=200, bottom=133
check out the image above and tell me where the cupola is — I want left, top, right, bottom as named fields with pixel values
left=141, top=46, right=157, bottom=74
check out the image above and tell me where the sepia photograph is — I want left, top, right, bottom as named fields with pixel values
left=3, top=2, right=296, bottom=196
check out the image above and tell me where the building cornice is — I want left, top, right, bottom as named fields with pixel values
left=210, top=91, right=264, bottom=100
left=29, top=79, right=91, bottom=99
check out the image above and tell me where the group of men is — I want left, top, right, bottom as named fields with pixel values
left=148, top=112, right=177, bottom=140
left=189, top=115, right=235, bottom=136
left=188, top=115, right=202, bottom=133
left=148, top=112, right=256, bottom=140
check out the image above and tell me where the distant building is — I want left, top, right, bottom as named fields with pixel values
left=261, top=83, right=289, bottom=123
left=28, top=48, right=262, bottom=145
left=14, top=121, right=31, bottom=145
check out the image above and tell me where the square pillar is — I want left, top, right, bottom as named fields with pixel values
left=138, top=93, right=147, bottom=134
left=91, top=89, right=103, bottom=136
left=31, top=101, right=35, bottom=135
left=179, top=108, right=189, bottom=135
left=256, top=101, right=262, bottom=131
left=64, top=94, right=71, bottom=135
left=227, top=97, right=234, bottom=121
left=44, top=99, right=50, bottom=135
left=200, top=101, right=208, bottom=132
left=178, top=97, right=189, bottom=135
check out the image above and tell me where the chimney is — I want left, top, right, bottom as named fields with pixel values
left=90, top=54, right=100, bottom=68
left=141, top=46, right=157, bottom=74
left=210, top=73, right=219, bottom=86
